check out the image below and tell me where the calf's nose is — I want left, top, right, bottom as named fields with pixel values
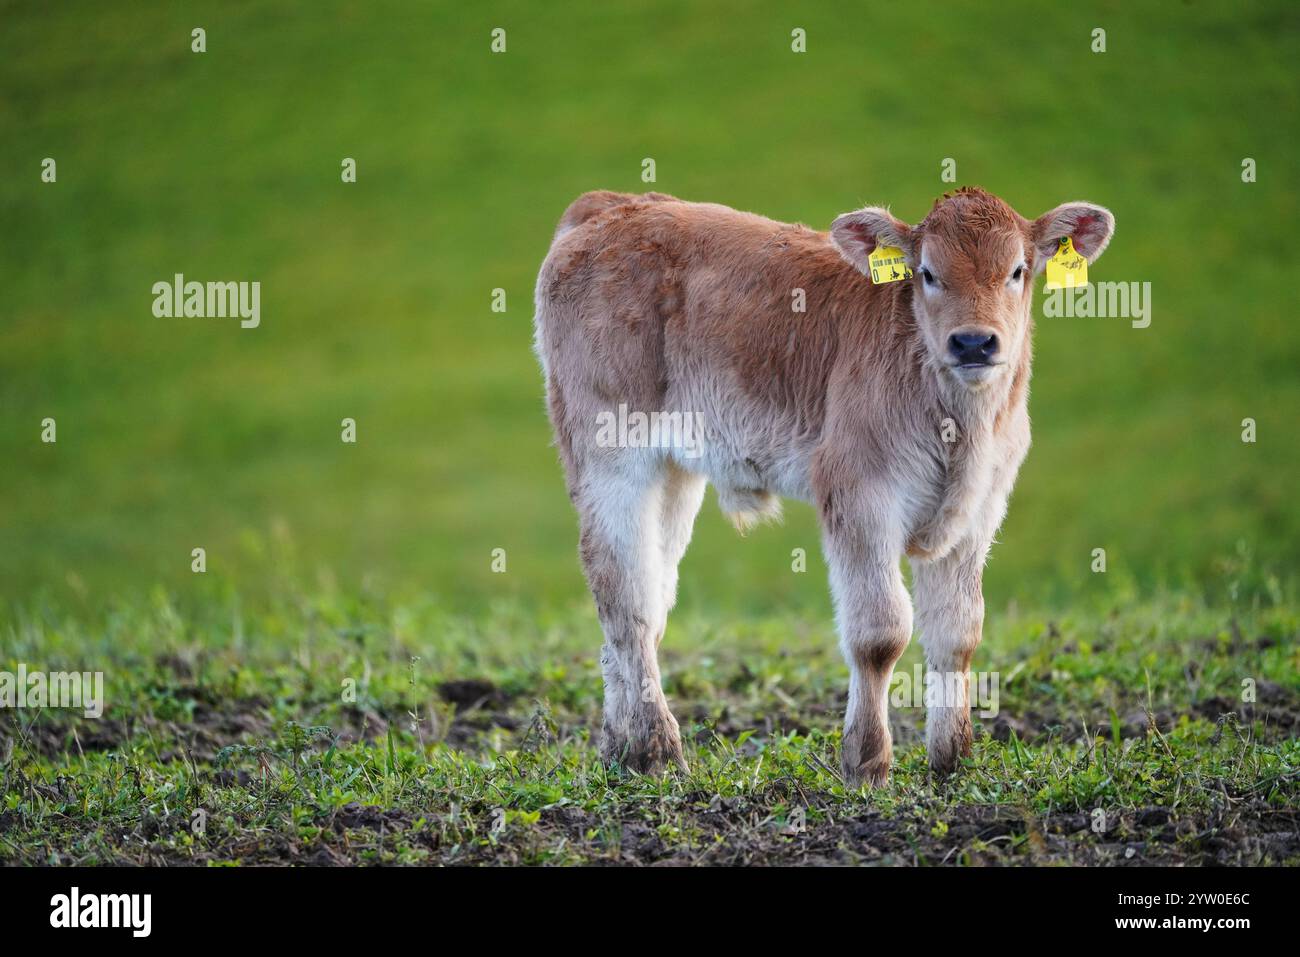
left=948, top=332, right=999, bottom=365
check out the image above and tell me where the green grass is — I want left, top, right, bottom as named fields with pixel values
left=2, top=1, right=1298, bottom=865
left=3, top=565, right=1298, bottom=865
left=2, top=1, right=1298, bottom=613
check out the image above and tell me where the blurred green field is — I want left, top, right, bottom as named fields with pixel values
left=2, top=0, right=1298, bottom=615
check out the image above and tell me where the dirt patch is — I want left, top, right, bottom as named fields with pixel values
left=437, top=679, right=512, bottom=710
left=117, top=794, right=1298, bottom=867
left=983, top=693, right=1300, bottom=746
left=15, top=766, right=1296, bottom=867
left=2, top=712, right=132, bottom=760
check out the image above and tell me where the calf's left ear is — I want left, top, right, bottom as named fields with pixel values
left=830, top=207, right=916, bottom=276
left=1032, top=202, right=1115, bottom=272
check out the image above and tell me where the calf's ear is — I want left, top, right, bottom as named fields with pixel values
left=830, top=207, right=915, bottom=276
left=1032, top=202, right=1115, bottom=272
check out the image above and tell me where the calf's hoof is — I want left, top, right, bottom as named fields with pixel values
left=601, top=714, right=687, bottom=775
left=841, top=754, right=891, bottom=789
left=841, top=720, right=892, bottom=788
left=927, top=716, right=974, bottom=778
left=927, top=740, right=973, bottom=778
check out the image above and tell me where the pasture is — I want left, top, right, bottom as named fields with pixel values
left=1, top=0, right=1298, bottom=865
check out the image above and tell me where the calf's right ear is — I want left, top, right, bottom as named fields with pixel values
left=830, top=207, right=915, bottom=277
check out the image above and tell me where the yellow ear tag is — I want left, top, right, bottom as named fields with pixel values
left=1044, top=236, right=1087, bottom=290
left=868, top=245, right=913, bottom=285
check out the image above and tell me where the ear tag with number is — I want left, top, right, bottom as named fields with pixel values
left=868, top=245, right=913, bottom=285
left=1044, top=236, right=1088, bottom=289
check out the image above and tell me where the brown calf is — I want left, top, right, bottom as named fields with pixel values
left=534, top=187, right=1114, bottom=786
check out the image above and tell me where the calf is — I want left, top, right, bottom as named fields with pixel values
left=533, top=187, right=1114, bottom=786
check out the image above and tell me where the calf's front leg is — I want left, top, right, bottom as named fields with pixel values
left=911, top=541, right=988, bottom=775
left=823, top=512, right=912, bottom=788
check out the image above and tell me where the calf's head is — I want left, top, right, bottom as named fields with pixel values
left=831, top=187, right=1115, bottom=391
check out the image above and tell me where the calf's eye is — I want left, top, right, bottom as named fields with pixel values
left=920, top=267, right=936, bottom=286
left=1011, top=266, right=1024, bottom=281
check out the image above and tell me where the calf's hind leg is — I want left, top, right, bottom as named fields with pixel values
left=576, top=459, right=687, bottom=774
left=656, top=462, right=707, bottom=621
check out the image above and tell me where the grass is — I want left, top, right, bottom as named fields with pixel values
left=1, top=1, right=1298, bottom=614
left=1, top=1, right=1298, bottom=865
left=3, top=561, right=1297, bottom=865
